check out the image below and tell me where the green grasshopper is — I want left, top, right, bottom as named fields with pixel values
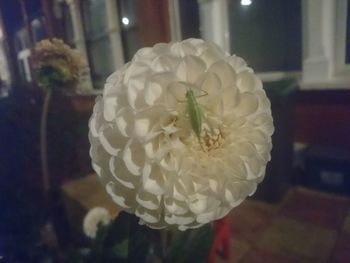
left=169, top=82, right=208, bottom=141
left=185, top=88, right=206, bottom=139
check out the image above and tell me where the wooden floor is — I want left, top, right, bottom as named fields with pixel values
left=61, top=174, right=350, bottom=263
left=217, top=187, right=350, bottom=263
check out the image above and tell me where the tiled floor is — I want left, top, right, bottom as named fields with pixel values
left=218, top=187, right=350, bottom=263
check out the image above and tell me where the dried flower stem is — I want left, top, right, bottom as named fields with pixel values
left=40, top=90, right=52, bottom=193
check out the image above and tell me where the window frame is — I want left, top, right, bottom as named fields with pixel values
left=64, top=0, right=124, bottom=92
left=169, top=0, right=302, bottom=82
left=169, top=0, right=350, bottom=87
left=334, top=0, right=350, bottom=76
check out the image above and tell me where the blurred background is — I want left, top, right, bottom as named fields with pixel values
left=0, top=0, right=349, bottom=262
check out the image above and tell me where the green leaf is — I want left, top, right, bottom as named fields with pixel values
left=185, top=225, right=215, bottom=263
left=112, top=239, right=129, bottom=259
left=168, top=224, right=215, bottom=263
left=168, top=230, right=191, bottom=262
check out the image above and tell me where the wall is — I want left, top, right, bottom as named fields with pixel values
left=294, top=89, right=350, bottom=148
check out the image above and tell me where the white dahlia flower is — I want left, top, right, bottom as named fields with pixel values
left=89, top=38, right=274, bottom=230
left=83, top=207, right=111, bottom=238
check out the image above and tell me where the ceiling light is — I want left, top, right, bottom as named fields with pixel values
left=122, top=17, right=129, bottom=26
left=241, top=0, right=252, bottom=6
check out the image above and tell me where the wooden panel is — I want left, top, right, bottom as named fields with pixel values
left=136, top=0, right=171, bottom=46
left=62, top=173, right=119, bottom=230
left=294, top=90, right=350, bottom=148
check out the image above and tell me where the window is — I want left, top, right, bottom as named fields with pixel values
left=63, top=0, right=348, bottom=89
left=346, top=2, right=350, bottom=64
left=64, top=0, right=171, bottom=90
left=14, top=29, right=31, bottom=83
left=178, top=0, right=200, bottom=39
left=117, top=0, right=142, bottom=61
left=117, top=0, right=170, bottom=61
left=0, top=40, right=10, bottom=88
left=62, top=2, right=75, bottom=47
left=335, top=0, right=350, bottom=74
left=174, top=0, right=302, bottom=74
left=228, top=0, right=302, bottom=73
left=82, top=0, right=114, bottom=89
left=31, top=18, right=46, bottom=42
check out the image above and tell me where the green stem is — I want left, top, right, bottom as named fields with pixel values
left=40, top=90, right=52, bottom=193
left=161, top=229, right=169, bottom=262
left=126, top=212, right=131, bottom=263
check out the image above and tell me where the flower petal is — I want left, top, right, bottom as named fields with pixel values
left=136, top=190, right=161, bottom=210
left=165, top=213, right=195, bottom=225
left=164, top=197, right=188, bottom=215
left=142, top=164, right=166, bottom=195
left=151, top=55, right=179, bottom=72
left=106, top=181, right=131, bottom=209
left=208, top=60, right=236, bottom=88
left=99, top=124, right=124, bottom=156
left=176, top=55, right=206, bottom=83
left=237, top=71, right=262, bottom=92
left=222, top=86, right=239, bottom=111
left=235, top=92, right=259, bottom=116
left=188, top=193, right=208, bottom=214
left=116, top=107, right=134, bottom=137
left=136, top=206, right=160, bottom=224
left=123, top=139, right=145, bottom=176
left=134, top=107, right=163, bottom=141
left=199, top=48, right=223, bottom=67
left=196, top=205, right=228, bottom=224
left=110, top=156, right=137, bottom=189
left=197, top=71, right=221, bottom=97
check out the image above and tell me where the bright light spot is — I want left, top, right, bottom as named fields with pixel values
left=32, top=18, right=41, bottom=27
left=241, top=0, right=252, bottom=6
left=122, top=17, right=129, bottom=26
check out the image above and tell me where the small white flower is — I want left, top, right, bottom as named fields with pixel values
left=89, top=39, right=274, bottom=230
left=83, top=207, right=111, bottom=238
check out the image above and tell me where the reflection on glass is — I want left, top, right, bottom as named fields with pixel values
left=117, top=0, right=172, bottom=57
left=117, top=0, right=142, bottom=62
left=229, top=0, right=302, bottom=72
left=31, top=18, right=46, bottom=42
left=122, top=17, right=129, bottom=26
left=88, top=36, right=114, bottom=86
left=83, top=0, right=108, bottom=37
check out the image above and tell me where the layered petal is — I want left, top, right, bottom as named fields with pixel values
left=89, top=38, right=274, bottom=230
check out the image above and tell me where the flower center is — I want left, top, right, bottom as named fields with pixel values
left=199, top=128, right=224, bottom=152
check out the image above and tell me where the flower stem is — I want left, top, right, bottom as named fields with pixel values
left=40, top=90, right=52, bottom=193
left=161, top=229, right=169, bottom=262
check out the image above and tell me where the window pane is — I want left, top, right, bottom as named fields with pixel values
left=228, top=0, right=302, bottom=72
left=179, top=0, right=200, bottom=39
left=346, top=0, right=350, bottom=64
left=87, top=36, right=114, bottom=89
left=31, top=18, right=46, bottom=42
left=117, top=0, right=171, bottom=61
left=83, top=0, right=113, bottom=88
left=118, top=0, right=142, bottom=61
left=0, top=41, right=10, bottom=85
left=82, top=0, right=108, bottom=37
left=62, top=3, right=75, bottom=46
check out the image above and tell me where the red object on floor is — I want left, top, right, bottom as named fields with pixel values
left=208, top=216, right=231, bottom=263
